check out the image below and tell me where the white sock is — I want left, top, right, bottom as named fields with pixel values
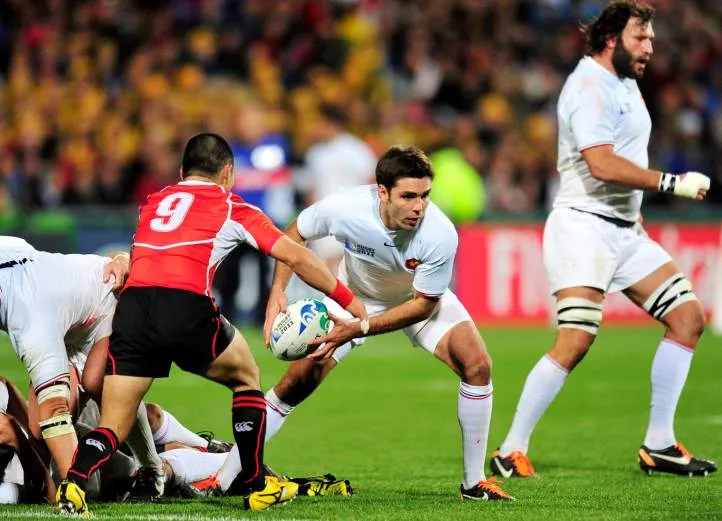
left=217, top=445, right=241, bottom=492
left=265, top=388, right=294, bottom=442
left=0, top=482, right=20, bottom=504
left=500, top=355, right=568, bottom=456
left=126, top=403, right=162, bottom=469
left=162, top=449, right=226, bottom=485
left=458, top=382, right=493, bottom=489
left=644, top=339, right=694, bottom=450
left=153, top=410, right=208, bottom=449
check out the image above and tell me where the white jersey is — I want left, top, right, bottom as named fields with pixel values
left=0, top=237, right=116, bottom=368
left=555, top=56, right=652, bottom=222
left=296, top=185, right=458, bottom=305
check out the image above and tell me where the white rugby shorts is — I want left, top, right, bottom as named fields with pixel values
left=322, top=289, right=472, bottom=363
left=543, top=208, right=672, bottom=295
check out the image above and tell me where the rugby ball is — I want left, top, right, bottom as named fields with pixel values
left=269, top=298, right=331, bottom=361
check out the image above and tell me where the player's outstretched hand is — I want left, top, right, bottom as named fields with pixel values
left=103, top=252, right=130, bottom=291
left=263, top=286, right=288, bottom=346
left=308, top=313, right=360, bottom=360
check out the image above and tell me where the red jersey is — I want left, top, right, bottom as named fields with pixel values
left=126, top=180, right=284, bottom=297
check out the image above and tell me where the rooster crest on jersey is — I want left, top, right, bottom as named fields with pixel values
left=270, top=299, right=330, bottom=361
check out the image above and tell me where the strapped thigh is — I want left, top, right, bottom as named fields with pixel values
left=642, top=273, right=697, bottom=321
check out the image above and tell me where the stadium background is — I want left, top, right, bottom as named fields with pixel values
left=0, top=1, right=721, bottom=519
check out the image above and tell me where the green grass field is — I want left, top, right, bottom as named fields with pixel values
left=1, top=326, right=720, bottom=520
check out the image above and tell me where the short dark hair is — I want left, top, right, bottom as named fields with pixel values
left=181, top=133, right=234, bottom=178
left=376, top=145, right=434, bottom=190
left=583, top=0, right=655, bottom=54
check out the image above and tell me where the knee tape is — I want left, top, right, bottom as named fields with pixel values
left=39, top=412, right=74, bottom=439
left=642, top=274, right=696, bottom=321
left=36, top=377, right=71, bottom=404
left=556, top=297, right=603, bottom=335
left=36, top=377, right=74, bottom=440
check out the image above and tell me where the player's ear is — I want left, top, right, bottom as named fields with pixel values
left=377, top=184, right=389, bottom=202
left=221, top=163, right=234, bottom=189
left=178, top=167, right=184, bottom=180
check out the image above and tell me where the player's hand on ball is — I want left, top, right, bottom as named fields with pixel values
left=264, top=287, right=288, bottom=347
left=103, top=253, right=130, bottom=291
left=308, top=313, right=360, bottom=360
left=659, top=172, right=710, bottom=200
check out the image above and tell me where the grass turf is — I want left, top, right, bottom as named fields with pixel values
left=0, top=326, right=720, bottom=520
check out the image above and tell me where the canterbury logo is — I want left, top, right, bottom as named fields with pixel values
left=86, top=439, right=105, bottom=451
left=234, top=421, right=254, bottom=432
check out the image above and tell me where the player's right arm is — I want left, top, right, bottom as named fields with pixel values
left=571, top=82, right=709, bottom=200
left=582, top=146, right=708, bottom=200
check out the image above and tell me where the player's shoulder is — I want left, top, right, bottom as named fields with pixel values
left=562, top=57, right=617, bottom=98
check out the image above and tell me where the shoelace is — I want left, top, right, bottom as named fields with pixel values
left=508, top=451, right=535, bottom=476
left=477, top=478, right=509, bottom=497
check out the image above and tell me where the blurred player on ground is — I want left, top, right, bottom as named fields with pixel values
left=57, top=133, right=366, bottom=516
left=491, top=0, right=716, bottom=479
left=216, top=145, right=513, bottom=502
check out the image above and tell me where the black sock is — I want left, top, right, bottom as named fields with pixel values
left=231, top=390, right=267, bottom=493
left=0, top=444, right=14, bottom=479
left=67, top=428, right=119, bottom=490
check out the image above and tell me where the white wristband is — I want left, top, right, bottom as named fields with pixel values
left=659, top=172, right=710, bottom=199
left=360, top=319, right=370, bottom=335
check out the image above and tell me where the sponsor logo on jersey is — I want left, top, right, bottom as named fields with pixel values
left=405, top=258, right=422, bottom=270
left=344, top=241, right=375, bottom=257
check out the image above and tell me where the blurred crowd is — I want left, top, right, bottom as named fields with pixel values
left=1, top=0, right=722, bottom=221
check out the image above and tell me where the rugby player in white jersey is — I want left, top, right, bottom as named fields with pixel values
left=0, top=237, right=166, bottom=493
left=490, top=0, right=716, bottom=479
left=214, top=145, right=513, bottom=501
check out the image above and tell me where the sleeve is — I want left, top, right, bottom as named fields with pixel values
left=229, top=201, right=284, bottom=254
left=296, top=193, right=346, bottom=241
left=568, top=79, right=618, bottom=151
left=412, top=232, right=458, bottom=298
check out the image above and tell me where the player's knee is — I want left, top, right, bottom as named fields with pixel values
left=36, top=379, right=74, bottom=440
left=145, top=403, right=163, bottom=433
left=459, top=350, right=492, bottom=384
left=667, top=301, right=706, bottom=344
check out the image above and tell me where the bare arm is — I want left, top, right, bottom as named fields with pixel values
left=269, top=220, right=305, bottom=293
left=365, top=292, right=438, bottom=337
left=268, top=233, right=367, bottom=322
left=583, top=145, right=661, bottom=190
left=584, top=145, right=708, bottom=200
